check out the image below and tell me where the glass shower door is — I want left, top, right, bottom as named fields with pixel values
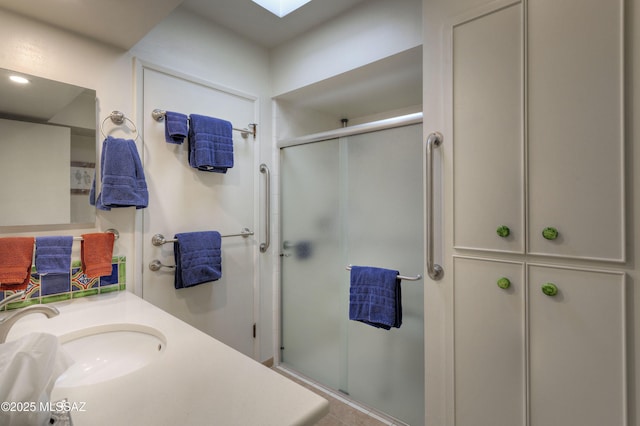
left=280, top=124, right=424, bottom=425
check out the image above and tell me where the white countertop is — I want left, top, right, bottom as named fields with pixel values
left=6, top=292, right=329, bottom=425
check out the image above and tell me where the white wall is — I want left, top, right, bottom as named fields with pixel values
left=270, top=0, right=422, bottom=97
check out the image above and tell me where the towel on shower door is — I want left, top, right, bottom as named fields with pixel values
left=35, top=236, right=73, bottom=275
left=188, top=114, right=234, bottom=173
left=349, top=265, right=402, bottom=330
left=93, top=136, right=149, bottom=210
left=0, top=237, right=35, bottom=291
left=164, top=111, right=188, bottom=144
left=174, top=231, right=222, bottom=289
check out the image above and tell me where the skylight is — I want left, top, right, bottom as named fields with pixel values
left=251, top=0, right=313, bottom=17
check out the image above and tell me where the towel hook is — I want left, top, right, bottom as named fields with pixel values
left=100, top=111, right=139, bottom=141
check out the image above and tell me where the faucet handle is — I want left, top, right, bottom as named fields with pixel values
left=0, top=291, right=25, bottom=309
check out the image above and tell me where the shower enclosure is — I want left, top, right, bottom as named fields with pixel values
left=279, top=119, right=424, bottom=425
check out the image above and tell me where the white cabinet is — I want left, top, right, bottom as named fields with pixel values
left=526, top=0, right=625, bottom=262
left=452, top=0, right=624, bottom=262
left=528, top=264, right=626, bottom=426
left=454, top=257, right=626, bottom=426
left=454, top=257, right=525, bottom=426
left=453, top=2, right=524, bottom=255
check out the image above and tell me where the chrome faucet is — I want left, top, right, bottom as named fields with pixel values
left=0, top=292, right=60, bottom=343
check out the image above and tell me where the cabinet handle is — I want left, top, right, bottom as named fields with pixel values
left=497, top=277, right=511, bottom=289
left=541, top=283, right=558, bottom=296
left=542, top=227, right=559, bottom=240
left=426, top=132, right=444, bottom=281
left=496, top=225, right=510, bottom=238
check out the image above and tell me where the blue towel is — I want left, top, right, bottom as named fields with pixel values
left=35, top=236, right=73, bottom=275
left=174, top=231, right=222, bottom=289
left=164, top=111, right=188, bottom=144
left=188, top=114, right=234, bottom=173
left=94, top=136, right=149, bottom=210
left=349, top=266, right=402, bottom=330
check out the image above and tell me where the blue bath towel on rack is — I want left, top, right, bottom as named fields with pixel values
left=164, top=111, right=188, bottom=144
left=173, top=231, right=222, bottom=289
left=93, top=136, right=148, bottom=210
left=188, top=114, right=234, bottom=173
left=34, top=236, right=73, bottom=275
left=349, top=266, right=402, bottom=330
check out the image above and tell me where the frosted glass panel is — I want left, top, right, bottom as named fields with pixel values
left=280, top=138, right=344, bottom=389
left=280, top=124, right=424, bottom=424
left=345, top=125, right=424, bottom=426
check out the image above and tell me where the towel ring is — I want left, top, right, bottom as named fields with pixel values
left=100, top=111, right=139, bottom=141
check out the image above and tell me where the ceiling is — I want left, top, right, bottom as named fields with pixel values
left=181, top=0, right=369, bottom=49
left=0, top=0, right=369, bottom=50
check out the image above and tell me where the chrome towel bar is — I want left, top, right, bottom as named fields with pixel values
left=72, top=228, right=120, bottom=242
left=346, top=265, right=423, bottom=282
left=151, top=109, right=257, bottom=139
left=149, top=259, right=175, bottom=271
left=151, top=228, right=254, bottom=246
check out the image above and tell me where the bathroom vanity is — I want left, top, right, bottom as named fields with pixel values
left=5, top=292, right=329, bottom=425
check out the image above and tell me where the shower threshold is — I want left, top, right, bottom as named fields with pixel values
left=275, top=364, right=409, bottom=426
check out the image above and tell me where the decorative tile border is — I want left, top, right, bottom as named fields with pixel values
left=1, top=256, right=126, bottom=310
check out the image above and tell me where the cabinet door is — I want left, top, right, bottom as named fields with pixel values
left=527, top=0, right=624, bottom=261
left=454, top=257, right=525, bottom=426
left=528, top=265, right=626, bottom=426
left=452, top=3, right=524, bottom=254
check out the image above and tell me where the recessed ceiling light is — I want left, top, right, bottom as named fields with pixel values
left=9, top=75, right=30, bottom=84
left=251, top=0, right=312, bottom=17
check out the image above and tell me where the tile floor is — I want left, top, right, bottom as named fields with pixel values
left=273, top=367, right=406, bottom=426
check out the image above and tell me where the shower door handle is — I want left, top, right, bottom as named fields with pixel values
left=426, top=132, right=444, bottom=281
left=260, top=163, right=270, bottom=253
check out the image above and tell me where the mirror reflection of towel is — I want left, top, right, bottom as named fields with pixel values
left=349, top=266, right=402, bottom=330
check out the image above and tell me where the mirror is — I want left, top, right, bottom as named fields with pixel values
left=0, top=68, right=96, bottom=228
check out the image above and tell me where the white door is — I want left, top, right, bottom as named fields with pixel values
left=139, top=63, right=258, bottom=358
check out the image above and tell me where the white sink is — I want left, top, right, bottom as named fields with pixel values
left=55, top=324, right=166, bottom=388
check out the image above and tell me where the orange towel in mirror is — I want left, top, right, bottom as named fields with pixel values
left=0, top=237, right=35, bottom=291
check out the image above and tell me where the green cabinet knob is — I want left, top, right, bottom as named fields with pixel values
left=496, top=225, right=510, bottom=238
left=541, top=283, right=558, bottom=296
left=542, top=227, right=559, bottom=240
left=497, top=277, right=511, bottom=289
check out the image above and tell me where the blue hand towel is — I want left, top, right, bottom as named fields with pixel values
left=35, top=236, right=73, bottom=275
left=95, top=136, right=149, bottom=210
left=164, top=111, right=188, bottom=144
left=174, top=231, right=222, bottom=289
left=349, top=266, right=402, bottom=330
left=188, top=114, right=234, bottom=173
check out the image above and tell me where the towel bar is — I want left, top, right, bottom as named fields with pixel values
left=149, top=259, right=175, bottom=271
left=346, top=265, right=422, bottom=282
left=151, top=228, right=253, bottom=246
left=151, top=109, right=257, bottom=139
left=71, top=229, right=120, bottom=242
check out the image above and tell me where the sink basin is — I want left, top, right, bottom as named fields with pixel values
left=55, top=324, right=166, bottom=388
